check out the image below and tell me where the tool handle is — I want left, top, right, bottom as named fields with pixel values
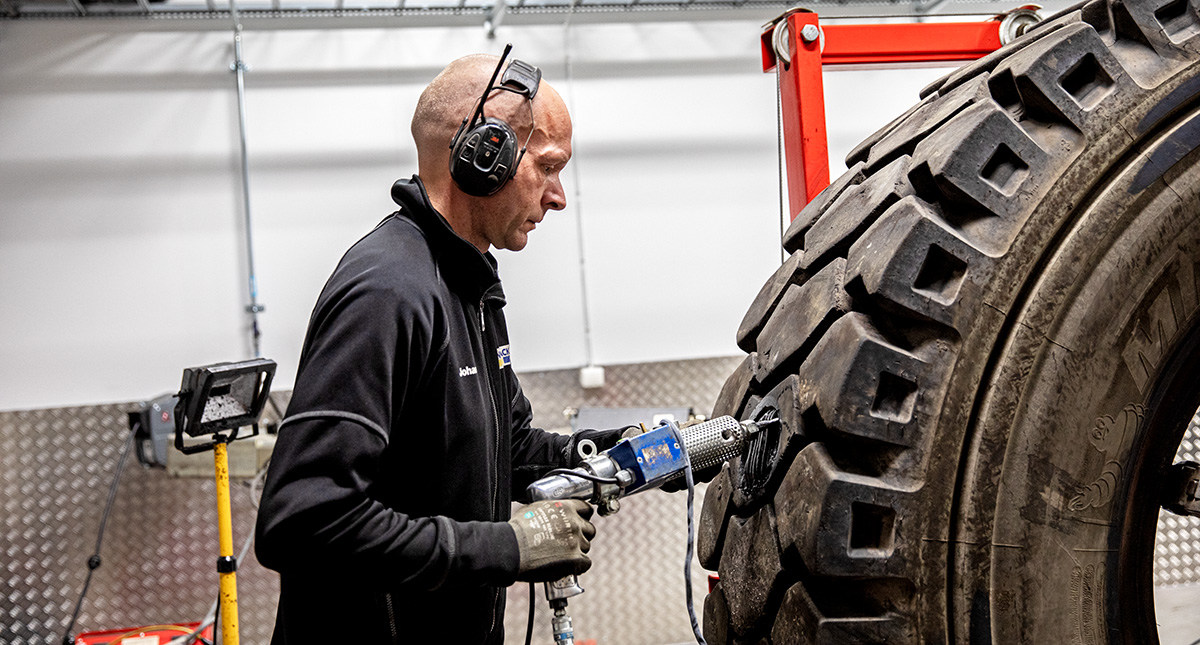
left=544, top=574, right=585, bottom=601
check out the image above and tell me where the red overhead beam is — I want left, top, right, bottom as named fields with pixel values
left=822, top=22, right=1002, bottom=66
left=762, top=11, right=1011, bottom=219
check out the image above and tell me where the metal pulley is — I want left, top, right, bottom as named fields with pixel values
left=767, top=8, right=819, bottom=68
left=998, top=4, right=1044, bottom=45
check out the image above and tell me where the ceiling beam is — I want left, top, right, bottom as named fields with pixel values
left=0, top=0, right=1079, bottom=29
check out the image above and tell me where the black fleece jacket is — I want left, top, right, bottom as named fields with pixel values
left=255, top=176, right=593, bottom=644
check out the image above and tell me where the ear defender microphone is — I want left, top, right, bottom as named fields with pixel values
left=449, top=44, right=542, bottom=197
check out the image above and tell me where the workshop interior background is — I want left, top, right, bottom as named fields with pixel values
left=2, top=1, right=1198, bottom=643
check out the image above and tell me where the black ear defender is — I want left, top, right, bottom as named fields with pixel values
left=448, top=44, right=542, bottom=197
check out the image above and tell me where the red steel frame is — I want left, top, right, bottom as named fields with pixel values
left=762, top=11, right=1006, bottom=219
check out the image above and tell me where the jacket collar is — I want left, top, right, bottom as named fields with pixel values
left=391, top=175, right=505, bottom=306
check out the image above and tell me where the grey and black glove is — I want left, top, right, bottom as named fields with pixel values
left=508, top=499, right=597, bottom=582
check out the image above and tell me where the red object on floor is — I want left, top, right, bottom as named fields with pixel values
left=75, top=622, right=214, bottom=645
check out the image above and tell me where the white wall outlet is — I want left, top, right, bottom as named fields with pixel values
left=579, top=365, right=606, bottom=389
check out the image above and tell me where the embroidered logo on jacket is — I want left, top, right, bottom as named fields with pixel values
left=497, top=345, right=511, bottom=370
left=459, top=366, right=478, bottom=377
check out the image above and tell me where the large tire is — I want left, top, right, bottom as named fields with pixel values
left=702, top=1, right=1200, bottom=642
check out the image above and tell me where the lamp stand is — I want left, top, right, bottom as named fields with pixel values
left=213, top=436, right=240, bottom=645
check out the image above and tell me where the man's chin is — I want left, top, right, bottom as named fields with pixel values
left=504, top=234, right=530, bottom=252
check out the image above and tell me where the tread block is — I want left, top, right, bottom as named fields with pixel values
left=802, top=156, right=914, bottom=270
left=783, top=162, right=867, bottom=254
left=1112, top=0, right=1200, bottom=52
left=1079, top=0, right=1116, bottom=33
left=737, top=251, right=807, bottom=353
left=863, top=76, right=992, bottom=173
left=845, top=196, right=990, bottom=330
left=990, top=22, right=1133, bottom=130
left=769, top=375, right=811, bottom=459
left=920, top=12, right=1079, bottom=99
left=908, top=102, right=1052, bottom=256
left=847, top=94, right=935, bottom=168
left=799, top=313, right=927, bottom=447
left=1156, top=0, right=1200, bottom=42
left=770, top=583, right=916, bottom=645
left=698, top=464, right=735, bottom=571
left=713, top=355, right=755, bottom=420
left=703, top=583, right=732, bottom=645
left=718, top=504, right=786, bottom=639
left=774, top=444, right=912, bottom=578
left=754, top=259, right=852, bottom=384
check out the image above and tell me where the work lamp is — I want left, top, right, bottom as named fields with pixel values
left=174, top=358, right=275, bottom=454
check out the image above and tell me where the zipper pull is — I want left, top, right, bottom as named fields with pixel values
left=479, top=300, right=486, bottom=332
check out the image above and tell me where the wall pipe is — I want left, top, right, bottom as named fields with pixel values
left=230, top=3, right=265, bottom=358
left=561, top=0, right=597, bottom=373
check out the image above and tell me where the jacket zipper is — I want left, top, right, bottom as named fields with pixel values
left=384, top=592, right=400, bottom=645
left=476, top=296, right=503, bottom=636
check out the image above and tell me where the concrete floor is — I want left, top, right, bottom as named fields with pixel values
left=1156, top=584, right=1200, bottom=645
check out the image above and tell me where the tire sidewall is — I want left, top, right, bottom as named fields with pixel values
left=949, top=98, right=1200, bottom=643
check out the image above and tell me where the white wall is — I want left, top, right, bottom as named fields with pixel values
left=0, top=17, right=953, bottom=410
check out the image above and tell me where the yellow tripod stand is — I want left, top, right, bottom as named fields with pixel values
left=174, top=359, right=276, bottom=645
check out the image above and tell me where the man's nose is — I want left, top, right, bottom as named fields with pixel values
left=544, top=178, right=566, bottom=211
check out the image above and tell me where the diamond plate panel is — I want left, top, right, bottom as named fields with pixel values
left=0, top=404, right=279, bottom=645
left=1, top=356, right=741, bottom=645
left=519, top=356, right=746, bottom=432
left=1154, top=407, right=1200, bottom=587
left=507, top=356, right=744, bottom=644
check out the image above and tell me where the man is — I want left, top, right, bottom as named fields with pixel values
left=255, top=52, right=627, bottom=644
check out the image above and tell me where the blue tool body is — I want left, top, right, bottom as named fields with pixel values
left=604, top=424, right=686, bottom=493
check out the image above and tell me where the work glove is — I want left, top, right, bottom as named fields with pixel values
left=508, top=499, right=597, bottom=582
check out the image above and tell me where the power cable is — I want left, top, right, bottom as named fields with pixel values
left=61, top=420, right=139, bottom=645
left=668, top=424, right=705, bottom=644
left=524, top=582, right=536, bottom=645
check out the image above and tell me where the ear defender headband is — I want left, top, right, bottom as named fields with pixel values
left=448, top=44, right=542, bottom=197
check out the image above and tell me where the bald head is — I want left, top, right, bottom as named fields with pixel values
left=410, top=53, right=573, bottom=253
left=411, top=54, right=498, bottom=163
left=412, top=54, right=568, bottom=197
